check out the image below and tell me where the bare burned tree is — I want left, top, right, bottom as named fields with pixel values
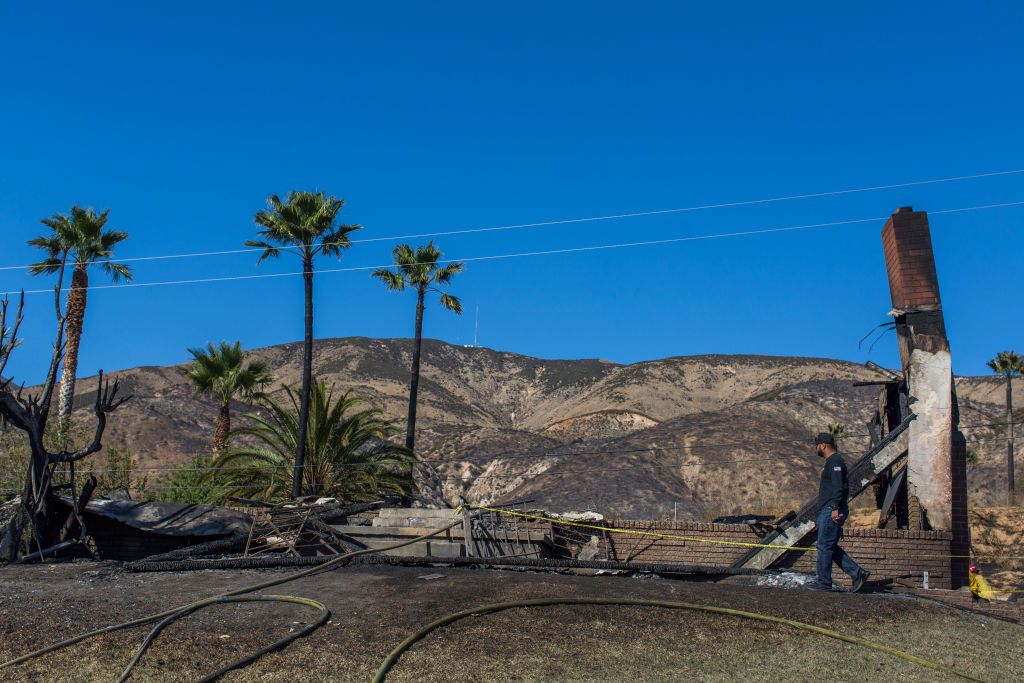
left=0, top=285, right=129, bottom=562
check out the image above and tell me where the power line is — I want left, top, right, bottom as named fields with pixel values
left=2, top=167, right=1022, bottom=273
left=4, top=199, right=1024, bottom=298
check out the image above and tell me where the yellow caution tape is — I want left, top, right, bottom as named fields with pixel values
left=470, top=505, right=1024, bottom=561
left=472, top=505, right=815, bottom=551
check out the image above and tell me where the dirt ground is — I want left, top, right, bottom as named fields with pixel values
left=0, top=562, right=1021, bottom=683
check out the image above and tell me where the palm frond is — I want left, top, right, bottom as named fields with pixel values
left=102, top=262, right=133, bottom=282
left=439, top=293, right=463, bottom=314
left=29, top=207, right=129, bottom=282
left=433, top=261, right=464, bottom=285
left=372, top=269, right=406, bottom=291
left=209, top=380, right=416, bottom=503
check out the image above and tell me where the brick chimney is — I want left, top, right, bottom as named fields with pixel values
left=880, top=207, right=968, bottom=586
left=882, top=207, right=942, bottom=312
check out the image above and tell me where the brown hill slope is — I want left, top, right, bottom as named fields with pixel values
left=52, top=338, right=1016, bottom=517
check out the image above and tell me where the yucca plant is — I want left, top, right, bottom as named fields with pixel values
left=372, top=242, right=463, bottom=451
left=987, top=350, right=1024, bottom=504
left=247, top=191, right=360, bottom=497
left=211, top=381, right=417, bottom=502
left=183, top=341, right=272, bottom=453
left=28, top=207, right=131, bottom=436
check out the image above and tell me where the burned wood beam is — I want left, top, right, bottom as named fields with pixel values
left=865, top=361, right=902, bottom=381
left=0, top=292, right=25, bottom=382
left=733, top=418, right=912, bottom=571
left=59, top=475, right=97, bottom=544
left=49, top=372, right=131, bottom=464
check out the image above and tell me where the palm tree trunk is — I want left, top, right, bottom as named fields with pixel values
left=1007, top=375, right=1016, bottom=505
left=213, top=400, right=231, bottom=455
left=57, top=266, right=89, bottom=437
left=292, top=255, right=314, bottom=499
left=405, top=287, right=426, bottom=451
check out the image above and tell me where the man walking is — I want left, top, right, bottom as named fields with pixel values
left=810, top=432, right=870, bottom=592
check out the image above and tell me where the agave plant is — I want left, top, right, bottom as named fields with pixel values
left=211, top=381, right=417, bottom=502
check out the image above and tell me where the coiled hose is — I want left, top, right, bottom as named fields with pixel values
left=118, top=595, right=329, bottom=683
left=0, top=519, right=466, bottom=681
left=372, top=597, right=985, bottom=683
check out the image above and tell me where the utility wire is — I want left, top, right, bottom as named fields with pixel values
left=4, top=200, right=1024, bottom=298
left=3, top=167, right=1022, bottom=273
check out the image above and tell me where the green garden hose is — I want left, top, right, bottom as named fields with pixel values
left=115, top=595, right=329, bottom=683
left=0, top=518, right=466, bottom=681
left=372, top=597, right=986, bottom=683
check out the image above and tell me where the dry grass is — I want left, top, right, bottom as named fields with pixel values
left=0, top=562, right=1021, bottom=682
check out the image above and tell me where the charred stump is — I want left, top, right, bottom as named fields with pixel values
left=0, top=290, right=129, bottom=562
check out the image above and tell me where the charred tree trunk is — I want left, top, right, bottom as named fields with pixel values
left=213, top=400, right=231, bottom=455
left=57, top=266, right=88, bottom=434
left=1007, top=375, right=1016, bottom=505
left=405, top=286, right=426, bottom=451
left=1, top=289, right=128, bottom=562
left=292, top=255, right=314, bottom=499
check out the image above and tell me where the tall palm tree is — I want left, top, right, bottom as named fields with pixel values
left=211, top=381, right=417, bottom=502
left=987, top=350, right=1024, bottom=504
left=183, top=341, right=272, bottom=454
left=28, top=207, right=131, bottom=434
left=247, top=191, right=360, bottom=498
left=372, top=242, right=463, bottom=451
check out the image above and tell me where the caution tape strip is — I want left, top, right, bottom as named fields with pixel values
left=469, top=505, right=1024, bottom=561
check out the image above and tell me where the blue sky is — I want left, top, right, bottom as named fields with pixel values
left=1, top=2, right=1023, bottom=383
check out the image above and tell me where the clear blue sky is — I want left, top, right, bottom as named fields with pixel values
left=2, top=2, right=1023, bottom=383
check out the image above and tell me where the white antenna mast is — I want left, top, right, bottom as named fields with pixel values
left=473, top=304, right=479, bottom=347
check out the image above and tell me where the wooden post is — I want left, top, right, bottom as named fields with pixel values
left=462, top=507, right=475, bottom=558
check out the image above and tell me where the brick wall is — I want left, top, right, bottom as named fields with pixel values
left=882, top=207, right=941, bottom=310
left=950, top=432, right=971, bottom=587
left=598, top=520, right=954, bottom=589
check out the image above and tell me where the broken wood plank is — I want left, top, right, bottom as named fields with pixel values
left=462, top=507, right=476, bottom=557
left=733, top=416, right=913, bottom=571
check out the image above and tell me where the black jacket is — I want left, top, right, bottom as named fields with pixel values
left=818, top=452, right=849, bottom=510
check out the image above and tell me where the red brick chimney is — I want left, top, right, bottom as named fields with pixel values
left=880, top=206, right=968, bottom=587
left=882, top=207, right=941, bottom=312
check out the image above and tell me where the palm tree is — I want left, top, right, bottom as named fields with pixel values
left=28, top=207, right=131, bottom=434
left=372, top=242, right=463, bottom=451
left=211, top=381, right=417, bottom=502
left=987, top=350, right=1024, bottom=504
left=183, top=341, right=272, bottom=454
left=247, top=191, right=360, bottom=498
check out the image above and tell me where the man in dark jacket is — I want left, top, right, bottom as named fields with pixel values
left=810, top=432, right=870, bottom=592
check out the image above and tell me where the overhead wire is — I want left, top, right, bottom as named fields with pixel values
left=4, top=200, right=1024, bottom=297
left=2, top=167, right=1022, bottom=273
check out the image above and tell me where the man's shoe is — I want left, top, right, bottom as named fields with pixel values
left=805, top=580, right=832, bottom=591
left=852, top=570, right=871, bottom=593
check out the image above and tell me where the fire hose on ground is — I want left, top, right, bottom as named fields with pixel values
left=371, top=597, right=984, bottom=683
left=0, top=512, right=992, bottom=683
left=0, top=519, right=468, bottom=681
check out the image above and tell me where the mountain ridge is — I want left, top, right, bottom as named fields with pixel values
left=37, top=336, right=1018, bottom=517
